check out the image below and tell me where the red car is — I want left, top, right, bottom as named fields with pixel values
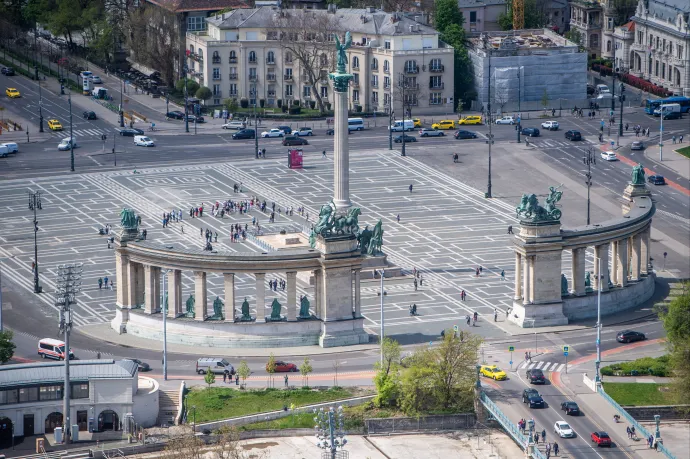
left=591, top=431, right=612, bottom=447
left=267, top=360, right=298, bottom=372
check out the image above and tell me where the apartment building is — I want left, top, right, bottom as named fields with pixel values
left=630, top=0, right=690, bottom=96
left=185, top=6, right=455, bottom=114
left=457, top=0, right=506, bottom=33
left=569, top=0, right=603, bottom=57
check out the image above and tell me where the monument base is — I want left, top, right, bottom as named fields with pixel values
left=319, top=318, right=370, bottom=347
left=622, top=183, right=652, bottom=215
left=509, top=300, right=568, bottom=327
left=360, top=253, right=403, bottom=279
left=111, top=306, right=130, bottom=334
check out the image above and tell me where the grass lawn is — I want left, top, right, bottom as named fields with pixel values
left=603, top=382, right=675, bottom=406
left=186, top=386, right=370, bottom=423
left=676, top=146, right=690, bottom=159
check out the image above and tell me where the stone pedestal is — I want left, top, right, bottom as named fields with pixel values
left=622, top=183, right=652, bottom=214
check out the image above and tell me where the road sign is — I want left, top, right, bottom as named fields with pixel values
left=564, top=351, right=569, bottom=356
left=509, top=360, right=513, bottom=365
left=454, top=325, right=459, bottom=332
left=610, top=141, right=615, bottom=147
left=509, top=346, right=515, bottom=352
left=563, top=345, right=569, bottom=352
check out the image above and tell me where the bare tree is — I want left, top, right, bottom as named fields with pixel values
left=214, top=426, right=266, bottom=459
left=266, top=10, right=339, bottom=114
left=492, top=78, right=510, bottom=114
left=160, top=427, right=204, bottom=459
left=127, top=4, right=178, bottom=84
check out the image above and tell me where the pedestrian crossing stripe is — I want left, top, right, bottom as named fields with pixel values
left=51, top=128, right=111, bottom=138
left=519, top=361, right=566, bottom=372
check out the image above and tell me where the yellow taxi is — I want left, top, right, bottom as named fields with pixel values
left=47, top=119, right=63, bottom=131
left=412, top=118, right=422, bottom=128
left=5, top=87, right=20, bottom=98
left=431, top=119, right=456, bottom=130
left=459, top=115, right=483, bottom=125
left=480, top=365, right=507, bottom=381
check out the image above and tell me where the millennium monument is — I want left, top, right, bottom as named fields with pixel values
left=509, top=167, right=655, bottom=327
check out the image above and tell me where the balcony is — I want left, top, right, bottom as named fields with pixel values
left=371, top=81, right=379, bottom=88
left=213, top=91, right=222, bottom=98
left=429, top=99, right=442, bottom=105
left=351, top=81, right=360, bottom=88
left=212, top=56, right=221, bottom=64
left=228, top=74, right=238, bottom=80
left=403, top=83, right=420, bottom=91
left=405, top=67, right=419, bottom=74
left=284, top=75, right=293, bottom=81
left=429, top=82, right=444, bottom=89
left=285, top=59, right=293, bottom=65
left=248, top=59, right=257, bottom=64
left=229, top=91, right=237, bottom=97
left=268, top=91, right=276, bottom=97
left=429, top=65, right=445, bottom=72
left=384, top=83, right=390, bottom=89
left=229, top=57, right=238, bottom=63
left=267, top=74, right=276, bottom=81
left=212, top=75, right=221, bottom=81
left=249, top=75, right=258, bottom=81
left=266, top=58, right=275, bottom=65
left=384, top=68, right=390, bottom=74
left=671, top=57, right=685, bottom=67
left=371, top=65, right=378, bottom=71
left=352, top=65, right=360, bottom=71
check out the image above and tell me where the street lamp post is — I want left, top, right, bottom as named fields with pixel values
left=378, top=269, right=385, bottom=365
left=69, top=88, right=75, bottom=172
left=251, top=86, right=259, bottom=159
left=28, top=191, right=42, bottom=293
left=583, top=149, right=596, bottom=225
left=388, top=106, right=394, bottom=150
left=398, top=73, right=407, bottom=157
left=617, top=82, right=625, bottom=145
left=184, top=64, right=190, bottom=133
left=516, top=67, right=521, bottom=144
left=119, top=79, right=124, bottom=128
left=36, top=66, right=44, bottom=133
left=483, top=34, right=493, bottom=198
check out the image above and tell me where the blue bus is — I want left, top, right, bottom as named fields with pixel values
left=644, top=96, right=690, bottom=115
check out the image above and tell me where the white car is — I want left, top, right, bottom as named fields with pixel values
left=91, top=76, right=102, bottom=84
left=554, top=421, right=575, bottom=438
left=601, top=150, right=617, bottom=161
left=261, top=128, right=284, bottom=138
left=541, top=121, right=559, bottom=130
left=294, top=127, right=313, bottom=136
left=134, top=135, right=155, bottom=147
left=495, top=116, right=515, bottom=125
left=57, top=137, right=77, bottom=151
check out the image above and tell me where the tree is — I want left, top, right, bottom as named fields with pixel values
left=175, top=78, right=199, bottom=96
left=214, top=426, right=267, bottom=459
left=434, top=0, right=464, bottom=34
left=161, top=427, right=204, bottom=459
left=541, top=88, right=550, bottom=111
left=204, top=367, right=216, bottom=388
left=266, top=352, right=276, bottom=388
left=0, top=330, right=16, bottom=364
left=658, top=282, right=690, bottom=407
left=373, top=337, right=402, bottom=407
left=565, top=29, right=583, bottom=48
left=196, top=86, right=212, bottom=104
left=237, top=360, right=250, bottom=389
left=300, top=356, right=313, bottom=387
left=497, top=0, right=550, bottom=30
left=127, top=4, right=178, bottom=85
left=438, top=22, right=474, bottom=111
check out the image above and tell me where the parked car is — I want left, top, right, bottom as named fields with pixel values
left=267, top=360, right=298, bottom=372
left=134, top=135, right=155, bottom=147
left=48, top=119, right=63, bottom=131
left=555, top=421, right=575, bottom=438
left=565, top=130, right=582, bottom=141
left=326, top=128, right=351, bottom=135
left=1, top=66, right=15, bottom=76
left=616, top=330, right=646, bottom=343
left=394, top=134, right=417, bottom=143
left=83, top=111, right=97, bottom=120
left=495, top=116, right=515, bottom=125
left=458, top=115, right=482, bottom=125
left=601, top=150, right=617, bottom=161
left=561, top=401, right=580, bottom=415
left=522, top=388, right=540, bottom=403
left=630, top=141, right=644, bottom=150
left=419, top=128, right=445, bottom=137
left=58, top=137, right=77, bottom=151
left=232, top=129, right=255, bottom=140
left=120, top=128, right=144, bottom=137
left=0, top=142, right=18, bottom=154
left=521, top=127, right=540, bottom=137
left=294, top=127, right=313, bottom=136
left=479, top=365, right=507, bottom=380
left=587, top=84, right=596, bottom=95
left=591, top=431, right=612, bottom=447
left=91, top=75, right=102, bottom=84
left=431, top=119, right=456, bottom=130
left=541, top=121, right=559, bottom=130
left=5, top=87, right=20, bottom=98
left=647, top=175, right=666, bottom=185
left=185, top=115, right=204, bottom=123
left=261, top=129, right=285, bottom=138
left=276, top=125, right=292, bottom=134
left=222, top=121, right=246, bottom=130
left=283, top=136, right=309, bottom=146
left=166, top=111, right=185, bottom=119
left=526, top=368, right=546, bottom=384
left=125, top=358, right=151, bottom=372
left=454, top=130, right=478, bottom=139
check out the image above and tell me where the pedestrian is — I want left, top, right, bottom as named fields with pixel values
left=680, top=135, right=684, bottom=143
left=235, top=373, right=239, bottom=385
left=525, top=351, right=529, bottom=362
left=466, top=315, right=471, bottom=326
left=508, top=225, right=513, bottom=234
left=181, top=224, right=184, bottom=234
left=396, top=214, right=400, bottom=223
left=553, top=442, right=559, bottom=456
left=98, top=278, right=103, bottom=289
left=223, top=372, right=227, bottom=383
left=109, top=280, right=114, bottom=290
left=284, top=374, right=289, bottom=387
left=214, top=232, right=218, bottom=242
left=200, top=227, right=203, bottom=237
left=475, top=267, right=480, bottom=277
left=104, top=276, right=109, bottom=287
left=413, top=278, right=418, bottom=291
left=409, top=184, right=413, bottom=193
left=322, top=150, right=327, bottom=159
left=534, top=433, right=539, bottom=445
left=494, top=308, right=498, bottom=322
left=541, top=429, right=546, bottom=442
left=419, top=275, right=423, bottom=287
left=528, top=351, right=532, bottom=362
left=479, top=265, right=483, bottom=274
left=626, top=426, right=631, bottom=438
left=501, top=270, right=505, bottom=281
left=672, top=135, right=676, bottom=144
left=107, top=240, right=111, bottom=249
left=461, top=290, right=466, bottom=301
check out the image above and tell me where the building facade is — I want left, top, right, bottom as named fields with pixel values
left=630, top=0, right=690, bottom=96
left=457, top=0, right=506, bottom=33
left=569, top=0, right=603, bottom=58
left=613, top=21, right=635, bottom=72
left=185, top=6, right=455, bottom=114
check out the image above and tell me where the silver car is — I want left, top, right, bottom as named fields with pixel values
left=631, top=141, right=644, bottom=150
left=419, top=128, right=445, bottom=137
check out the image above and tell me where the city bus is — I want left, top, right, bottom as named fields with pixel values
left=644, top=96, right=690, bottom=115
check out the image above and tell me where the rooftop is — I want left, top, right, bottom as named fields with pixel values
left=147, top=0, right=249, bottom=13
left=457, top=0, right=507, bottom=7
left=469, top=29, right=578, bottom=51
left=0, top=359, right=138, bottom=387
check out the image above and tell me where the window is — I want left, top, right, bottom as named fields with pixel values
left=661, top=63, right=665, bottom=79
left=213, top=84, right=221, bottom=96
left=352, top=56, right=360, bottom=69
left=285, top=51, right=293, bottom=63
left=267, top=31, right=278, bottom=40
left=423, top=38, right=433, bottom=49
left=352, top=73, right=359, bottom=85
left=40, top=385, right=63, bottom=401
left=384, top=60, right=390, bottom=73
left=430, top=58, right=442, bottom=71
left=229, top=84, right=237, bottom=95
left=384, top=40, right=391, bottom=49
left=71, top=383, right=89, bottom=399
left=328, top=33, right=336, bottom=42
left=384, top=76, right=390, bottom=88
left=638, top=31, right=643, bottom=43
left=212, top=68, right=220, bottom=80
left=655, top=60, right=659, bottom=76
left=430, top=76, right=442, bottom=88
left=590, top=34, right=598, bottom=47
left=352, top=89, right=359, bottom=102
left=404, top=93, right=418, bottom=106
left=371, top=58, right=378, bottom=70
left=321, top=86, right=328, bottom=98
left=19, top=387, right=39, bottom=403
left=371, top=75, right=378, bottom=87
left=679, top=45, right=684, bottom=59
left=249, top=68, right=257, bottom=80
left=320, top=53, right=328, bottom=67
left=372, top=91, right=378, bottom=103
left=430, top=92, right=443, bottom=105
left=246, top=31, right=258, bottom=41
left=470, top=11, right=477, bottom=23
left=187, top=16, right=206, bottom=32
left=285, top=84, right=293, bottom=96
left=268, top=85, right=276, bottom=96
left=212, top=51, right=220, bottom=63
left=404, top=60, right=418, bottom=73
left=267, top=51, right=275, bottom=64
left=285, top=68, right=293, bottom=79
left=607, top=17, right=613, bottom=30
left=303, top=86, right=311, bottom=97
left=607, top=40, right=612, bottom=52
left=384, top=92, right=390, bottom=107
left=248, top=51, right=256, bottom=63
left=229, top=51, right=237, bottom=62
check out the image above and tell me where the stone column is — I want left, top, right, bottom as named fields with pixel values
left=571, top=248, right=586, bottom=296
left=631, top=234, right=642, bottom=281
left=594, top=243, right=610, bottom=292
left=223, top=273, right=235, bottom=321
left=314, top=269, right=323, bottom=318
left=641, top=228, right=650, bottom=274
left=523, top=255, right=531, bottom=304
left=126, top=262, right=138, bottom=308
left=528, top=256, right=535, bottom=304
left=194, top=271, right=207, bottom=321
left=144, top=265, right=160, bottom=313
left=168, top=269, right=182, bottom=317
left=286, top=271, right=297, bottom=321
left=115, top=252, right=130, bottom=308
left=611, top=241, right=619, bottom=286
left=255, top=273, right=266, bottom=322
left=514, top=252, right=523, bottom=300
left=331, top=72, right=352, bottom=211
left=617, top=238, right=629, bottom=287
left=134, top=263, right=145, bottom=307
left=354, top=269, right=361, bottom=318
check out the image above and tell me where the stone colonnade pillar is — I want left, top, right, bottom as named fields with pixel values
left=514, top=253, right=522, bottom=300
left=641, top=227, right=651, bottom=275
left=255, top=273, right=266, bottom=321
left=144, top=265, right=161, bottom=313
left=611, top=241, right=619, bottom=286
left=523, top=255, right=531, bottom=304
left=571, top=248, right=586, bottom=296
left=126, top=262, right=138, bottom=308
left=224, top=273, right=235, bottom=321
left=528, top=256, right=535, bottom=304
left=115, top=252, right=130, bottom=307
left=617, top=238, right=629, bottom=287
left=594, top=243, right=610, bottom=292
left=631, top=234, right=642, bottom=280
left=194, top=271, right=207, bottom=321
left=168, top=269, right=182, bottom=317
left=354, top=269, right=361, bottom=318
left=314, top=269, right=323, bottom=318
left=286, top=271, right=297, bottom=321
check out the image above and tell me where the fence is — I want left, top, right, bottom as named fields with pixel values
left=365, top=413, right=476, bottom=434
left=598, top=386, right=677, bottom=459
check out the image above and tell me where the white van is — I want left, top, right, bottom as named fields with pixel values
left=38, top=338, right=74, bottom=360
left=653, top=103, right=681, bottom=116
left=596, top=84, right=610, bottom=94
left=347, top=117, right=365, bottom=131
left=1, top=142, right=18, bottom=154
left=196, top=357, right=235, bottom=375
left=134, top=135, right=155, bottom=147
left=390, top=120, right=414, bottom=132
left=0, top=145, right=9, bottom=158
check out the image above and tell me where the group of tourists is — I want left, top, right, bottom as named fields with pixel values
left=268, top=278, right=285, bottom=291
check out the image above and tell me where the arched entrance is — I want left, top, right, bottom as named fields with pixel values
left=0, top=417, right=13, bottom=448
left=98, top=410, right=119, bottom=431
left=45, top=412, right=62, bottom=434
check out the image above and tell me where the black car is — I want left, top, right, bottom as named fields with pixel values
left=283, top=136, right=309, bottom=146
left=394, top=134, right=417, bottom=143
left=565, top=130, right=582, bottom=141
left=616, top=330, right=646, bottom=343
left=83, top=111, right=97, bottom=120
left=587, top=84, right=596, bottom=95
left=527, top=394, right=545, bottom=408
left=1, top=66, right=15, bottom=76
left=232, top=129, right=255, bottom=140
left=277, top=125, right=292, bottom=134
left=166, top=111, right=185, bottom=119
left=521, top=127, right=540, bottom=137
left=125, top=358, right=151, bottom=372
left=561, top=401, right=580, bottom=415
left=455, top=130, right=478, bottom=139
left=522, top=388, right=540, bottom=403
left=185, top=115, right=205, bottom=123
left=119, top=128, right=145, bottom=136
left=662, top=111, right=681, bottom=120
left=647, top=175, right=666, bottom=185
left=526, top=368, right=546, bottom=384
left=326, top=128, right=350, bottom=135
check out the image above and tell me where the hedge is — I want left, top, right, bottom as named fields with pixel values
left=600, top=355, right=670, bottom=377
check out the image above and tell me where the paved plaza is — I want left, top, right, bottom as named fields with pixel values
left=0, top=149, right=601, bottom=338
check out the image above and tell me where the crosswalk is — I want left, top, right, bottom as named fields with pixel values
left=529, top=138, right=596, bottom=149
left=50, top=128, right=111, bottom=138
left=518, top=360, right=567, bottom=373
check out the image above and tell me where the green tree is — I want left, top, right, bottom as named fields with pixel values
left=237, top=360, right=250, bottom=389
left=195, top=86, right=212, bottom=103
left=266, top=353, right=276, bottom=388
left=204, top=367, right=215, bottom=388
left=440, top=23, right=474, bottom=110
left=300, top=356, right=313, bottom=387
left=541, top=88, right=550, bottom=110
left=565, top=29, right=583, bottom=47
left=434, top=0, right=464, bottom=35
left=658, top=282, right=690, bottom=407
left=0, top=330, right=16, bottom=364
left=175, top=78, right=199, bottom=96
left=223, top=98, right=238, bottom=113
left=373, top=337, right=402, bottom=407
left=497, top=0, right=549, bottom=30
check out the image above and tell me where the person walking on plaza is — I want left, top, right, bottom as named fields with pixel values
left=475, top=267, right=480, bottom=277
left=501, top=270, right=505, bottom=281
left=673, top=135, right=676, bottom=144
left=409, top=184, right=413, bottom=193
left=680, top=135, right=684, bottom=143
left=322, top=150, right=327, bottom=159
left=413, top=278, right=418, bottom=291
left=104, top=276, right=109, bottom=287
left=223, top=371, right=227, bottom=383
left=396, top=214, right=400, bottom=223
left=541, top=429, right=546, bottom=443
left=494, top=308, right=498, bottom=322
left=553, top=442, right=559, bottom=456
left=98, top=278, right=103, bottom=289
left=460, top=290, right=466, bottom=301
left=508, top=225, right=513, bottom=234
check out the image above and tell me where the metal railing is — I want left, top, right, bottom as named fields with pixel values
left=246, top=232, right=275, bottom=252
left=366, top=414, right=476, bottom=434
left=480, top=391, right=530, bottom=451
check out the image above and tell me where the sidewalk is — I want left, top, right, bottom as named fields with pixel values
left=643, top=144, right=690, bottom=181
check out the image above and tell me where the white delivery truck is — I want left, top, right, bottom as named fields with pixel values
left=389, top=119, right=414, bottom=132
left=653, top=103, right=681, bottom=116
